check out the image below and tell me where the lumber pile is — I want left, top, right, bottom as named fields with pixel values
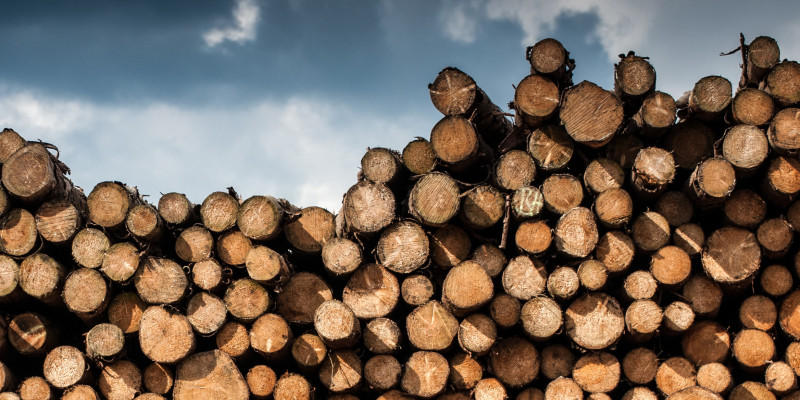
left=1, top=33, right=800, bottom=400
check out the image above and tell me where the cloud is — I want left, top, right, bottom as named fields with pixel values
left=0, top=88, right=430, bottom=212
left=439, top=0, right=482, bottom=44
left=203, top=0, right=261, bottom=48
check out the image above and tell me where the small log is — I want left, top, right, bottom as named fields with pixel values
left=696, top=362, right=732, bottom=394
left=459, top=185, right=504, bottom=229
left=511, top=185, right=544, bottom=220
left=408, top=172, right=459, bottom=227
left=361, top=147, right=402, bottom=184
left=0, top=128, right=25, bottom=163
left=322, top=237, right=362, bottom=276
left=61, top=385, right=100, bottom=400
left=682, top=275, right=723, bottom=318
left=542, top=174, right=583, bottom=215
left=631, top=147, right=675, bottom=197
left=0, top=208, right=37, bottom=257
left=577, top=259, right=608, bottom=291
left=528, top=38, right=573, bottom=85
left=19, top=253, right=65, bottom=306
left=86, top=323, right=125, bottom=359
left=760, top=264, right=793, bottom=297
left=215, top=230, right=252, bottom=266
left=740, top=295, right=777, bottom=331
left=746, top=35, right=781, bottom=84
left=62, top=267, right=108, bottom=322
left=400, top=275, right=434, bottom=306
left=2, top=143, right=67, bottom=204
left=43, top=346, right=89, bottom=389
left=546, top=266, right=579, bottom=301
left=489, top=293, right=521, bottom=330
left=18, top=376, right=52, bottom=400
left=143, top=363, right=173, bottom=396
left=272, top=373, right=313, bottom=400
left=101, top=242, right=141, bottom=283
left=731, top=87, right=775, bottom=126
left=245, top=245, right=287, bottom=285
left=631, top=91, right=677, bottom=139
left=291, top=333, right=326, bottom=370
left=364, top=355, right=401, bottom=391
left=200, top=191, right=238, bottom=233
left=401, top=351, right=449, bottom=398
left=689, top=75, right=732, bottom=121
left=514, top=220, right=552, bottom=255
left=594, top=187, right=633, bottom=228
left=595, top=230, right=635, bottom=273
left=632, top=211, right=670, bottom=252
left=757, top=217, right=794, bottom=258
left=662, top=301, right=695, bottom=335
left=175, top=225, right=213, bottom=263
left=502, top=255, right=547, bottom=301
left=688, top=157, right=737, bottom=208
left=554, top=207, right=598, bottom=258
left=650, top=245, right=691, bottom=287
left=521, top=296, right=562, bottom=341
left=655, top=357, right=696, bottom=396
left=527, top=124, right=574, bottom=171
left=406, top=300, right=459, bottom=352
left=250, top=313, right=293, bottom=360
left=126, top=204, right=162, bottom=242
left=107, top=291, right=146, bottom=334
left=470, top=243, right=506, bottom=278
left=473, top=378, right=507, bottom=400
left=681, top=320, right=731, bottom=366
left=701, top=226, right=761, bottom=287
left=766, top=60, right=800, bottom=107
left=768, top=107, right=800, bottom=154
left=402, top=138, right=436, bottom=175
left=565, top=292, right=624, bottom=350
left=723, top=189, right=767, bottom=228
left=185, top=292, right=227, bottom=336
left=134, top=257, right=188, bottom=305
left=429, top=224, right=471, bottom=268
left=157, top=192, right=195, bottom=226
left=673, top=222, right=705, bottom=256
left=284, top=206, right=335, bottom=253
left=246, top=365, right=276, bottom=400
left=139, top=305, right=196, bottom=364
left=215, top=322, right=250, bottom=359
left=583, top=158, right=624, bottom=194
left=275, top=271, right=333, bottom=324
left=364, top=317, right=401, bottom=354
left=622, top=270, right=658, bottom=301
left=35, top=197, right=84, bottom=245
left=625, top=299, right=662, bottom=342
left=654, top=191, right=693, bottom=227
left=87, top=181, right=140, bottom=231
left=98, top=360, right=142, bottom=400
left=172, top=350, right=249, bottom=400
left=494, top=149, right=536, bottom=191
left=544, top=377, right=581, bottom=400
left=343, top=263, right=399, bottom=319
left=665, top=120, right=714, bottom=172
left=540, top=344, right=575, bottom=380
left=572, top=351, right=620, bottom=394
left=313, top=300, right=359, bottom=349
left=223, top=278, right=270, bottom=323
left=71, top=227, right=110, bottom=269
left=489, top=336, right=540, bottom=389
left=449, top=352, right=482, bottom=390
left=622, top=347, right=659, bottom=385
left=732, top=328, right=775, bottom=371
left=513, top=74, right=560, bottom=126
left=560, top=81, right=623, bottom=147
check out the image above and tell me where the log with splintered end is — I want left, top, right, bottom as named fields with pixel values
left=87, top=181, right=138, bottom=230
left=401, top=351, right=449, bottom=398
left=511, top=185, right=544, bottom=220
left=35, top=198, right=83, bottom=245
left=313, top=300, right=359, bottom=349
left=572, top=351, right=620, bottom=394
left=376, top=221, right=428, bottom=275
left=514, top=220, right=552, bottom=255
left=521, top=296, right=562, bottom=341
left=689, top=157, right=737, bottom=208
left=766, top=60, right=800, bottom=107
left=72, top=227, right=110, bottom=269
left=101, top=242, right=140, bottom=283
left=107, top=291, right=146, bottom=334
left=0, top=208, right=37, bottom=257
left=542, top=174, right=583, bottom=215
left=631, top=147, right=675, bottom=196
left=284, top=206, right=334, bottom=253
left=489, top=336, right=540, bottom=388
left=623, top=347, right=659, bottom=385
left=157, top=192, right=195, bottom=226
left=402, top=138, right=436, bottom=175
left=663, top=302, right=695, bottom=335
left=527, top=124, right=574, bottom=171
left=406, top=300, right=458, bottom=351
left=665, top=120, right=714, bottom=170
left=723, top=125, right=769, bottom=173
left=430, top=116, right=479, bottom=167
left=361, top=147, right=402, bottom=184
left=702, top=226, right=760, bottom=286
left=291, top=333, right=326, bottom=370
left=139, top=306, right=196, bottom=364
left=224, top=278, right=270, bottom=323
left=276, top=272, right=333, bottom=324
left=401, top=275, right=434, bottom=306
left=584, top=158, right=624, bottom=194
left=273, top=373, right=312, bottom=400
left=494, top=150, right=536, bottom=191
left=689, top=75, right=732, bottom=121
left=43, top=346, right=88, bottom=389
left=343, top=263, right=400, bottom=319
left=560, top=81, right=623, bottom=147
left=0, top=128, right=25, bottom=163
left=86, top=323, right=124, bottom=359
left=632, top=91, right=676, bottom=139
left=2, top=143, right=59, bottom=204
left=460, top=185, right=504, bottom=229
left=513, top=74, right=560, bottom=126
left=656, top=357, right=696, bottom=396
left=245, top=245, right=287, bottom=284
left=565, top=292, right=624, bottom=350
left=458, top=313, right=496, bottom=355
left=98, top=360, right=141, bottom=400
left=319, top=349, right=362, bottom=393
left=63, top=267, right=108, bottom=321
left=614, top=52, right=656, bottom=100
left=172, top=350, right=248, bottom=400
left=250, top=313, right=293, bottom=360
left=554, top=207, right=598, bottom=258
left=364, top=354, right=401, bottom=391
left=200, top=191, right=238, bottom=233
left=20, top=253, right=65, bottom=306
left=126, top=204, right=162, bottom=241
left=528, top=38, right=571, bottom=83
left=134, top=257, right=187, bottom=305
left=344, top=180, right=396, bottom=233
left=732, top=88, right=774, bottom=126
left=594, top=187, right=633, bottom=228
left=322, top=237, right=362, bottom=276
left=18, top=376, right=52, bottom=400
left=186, top=292, right=226, bottom=336
left=768, top=108, right=800, bottom=154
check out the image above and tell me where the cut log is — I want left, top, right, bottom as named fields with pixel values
left=502, top=255, right=547, bottom=301
left=682, top=275, right=722, bottom=318
left=673, top=222, right=705, bottom=256
left=527, top=124, right=574, bottom=171
left=291, top=333, right=326, bottom=371
left=449, top=352, right=482, bottom=390
left=459, top=185, right=504, bottom=229
left=513, top=74, right=560, bottom=126
left=723, top=189, right=767, bottom=228
left=655, top=357, right=696, bottom=396
left=85, top=323, right=125, bottom=359
left=760, top=264, right=793, bottom=296
left=430, top=115, right=479, bottom=167
left=61, top=385, right=100, bottom=400
left=560, top=81, right=624, bottom=147
left=223, top=278, right=270, bottom=323
left=200, top=191, right=238, bottom=233
left=631, top=91, right=676, bottom=138
left=595, top=230, right=635, bottom=273
left=458, top=313, right=496, bottom=355
left=594, top=187, right=633, bottom=228
left=19, top=253, right=65, bottom=306
left=606, top=131, right=643, bottom=169
left=665, top=386, right=722, bottom=400
left=768, top=107, right=800, bottom=154
left=746, top=35, right=781, bottom=85
left=740, top=295, right=777, bottom=331
left=554, top=207, right=598, bottom=258
left=133, top=257, right=188, bottom=305
left=2, top=143, right=65, bottom=204
left=406, top=300, right=458, bottom=351
left=473, top=378, right=507, bottom=400
left=654, top=191, right=693, bottom=227
left=631, top=147, right=675, bottom=196
left=696, top=362, right=732, bottom=394
left=402, top=138, right=436, bottom=175
left=245, top=245, right=287, bottom=285
left=688, top=157, right=737, bottom=208
left=764, top=155, right=800, bottom=204
left=0, top=208, right=37, bottom=257
left=689, top=76, right=732, bottom=121
left=98, top=360, right=141, bottom=400
left=364, top=354, right=401, bottom=391
left=701, top=226, right=760, bottom=287
left=664, top=120, right=714, bottom=170
left=583, top=158, right=624, bottom=194
left=489, top=293, right=521, bottom=330
left=313, top=299, right=359, bottom=349
left=521, top=296, right=562, bottom=341
left=632, top=211, right=670, bottom=252
left=126, top=204, right=162, bottom=242
left=8, top=312, right=57, bottom=356
left=765, top=361, right=796, bottom=394
left=766, top=60, right=800, bottom=107
left=540, top=344, right=575, bottom=380
left=614, top=52, right=656, bottom=102
left=544, top=377, right=582, bottom=400
left=470, top=243, right=506, bottom=278
left=577, top=259, right=608, bottom=291
left=361, top=147, right=402, bottom=184
left=276, top=271, right=333, bottom=324
left=272, top=373, right=312, bottom=400
left=251, top=313, right=293, bottom=360
left=215, top=322, right=250, bottom=359
left=542, top=174, right=583, bottom=215
left=284, top=206, right=334, bottom=253
left=18, top=376, right=52, bottom=400
left=681, top=320, right=731, bottom=366
left=757, top=217, right=794, bottom=258
left=172, top=350, right=248, bottom=400
left=546, top=266, right=579, bottom=301
left=488, top=336, right=540, bottom=389
left=625, top=299, right=662, bottom=341
left=565, top=292, right=624, bottom=350
left=101, top=242, right=141, bottom=283
left=409, top=172, right=459, bottom=227
left=650, top=245, right=691, bottom=287
left=319, top=349, right=362, bottom=393
left=322, top=237, right=362, bottom=276
left=494, top=150, right=536, bottom=192
left=622, top=347, right=659, bottom=385
left=35, top=197, right=83, bottom=245
left=62, top=267, right=108, bottom=322
left=343, top=180, right=396, bottom=233
left=515, top=219, right=552, bottom=255
left=527, top=38, right=573, bottom=85
left=401, top=274, right=434, bottom=306
left=511, top=185, right=544, bottom=220
left=732, top=328, right=775, bottom=371
left=363, top=317, right=401, bottom=355
left=662, top=301, right=695, bottom=335
left=401, top=351, right=449, bottom=398
left=215, top=230, right=252, bottom=266
left=139, top=306, right=195, bottom=364
left=72, top=227, right=110, bottom=269
left=731, top=87, right=775, bottom=126
left=622, top=270, right=658, bottom=301
left=87, top=181, right=139, bottom=231
left=185, top=292, right=227, bottom=336
left=107, top=291, right=146, bottom=334
left=0, top=128, right=25, bottom=163
left=246, top=364, right=276, bottom=400
left=157, top=192, right=195, bottom=226
left=429, top=224, right=470, bottom=268
left=572, top=351, right=620, bottom=393
left=342, top=263, right=399, bottom=319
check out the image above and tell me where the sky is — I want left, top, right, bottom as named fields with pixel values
left=1, top=0, right=799, bottom=212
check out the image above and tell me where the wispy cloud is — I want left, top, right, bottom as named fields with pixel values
left=439, top=0, right=482, bottom=44
left=203, top=0, right=261, bottom=48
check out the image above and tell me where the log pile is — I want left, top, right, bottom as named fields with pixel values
left=1, top=33, right=800, bottom=400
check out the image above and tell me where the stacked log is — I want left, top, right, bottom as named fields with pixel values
left=1, top=33, right=800, bottom=400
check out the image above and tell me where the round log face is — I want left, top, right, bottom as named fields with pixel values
left=565, top=292, right=624, bottom=350
left=173, top=350, right=249, bottom=400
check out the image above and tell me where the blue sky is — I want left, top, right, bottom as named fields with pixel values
left=2, top=0, right=798, bottom=211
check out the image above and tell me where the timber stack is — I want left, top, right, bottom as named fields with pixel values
left=1, top=33, right=800, bottom=400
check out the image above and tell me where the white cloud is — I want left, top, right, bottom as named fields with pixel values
left=439, top=0, right=482, bottom=44
left=0, top=89, right=430, bottom=213
left=203, top=0, right=261, bottom=48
